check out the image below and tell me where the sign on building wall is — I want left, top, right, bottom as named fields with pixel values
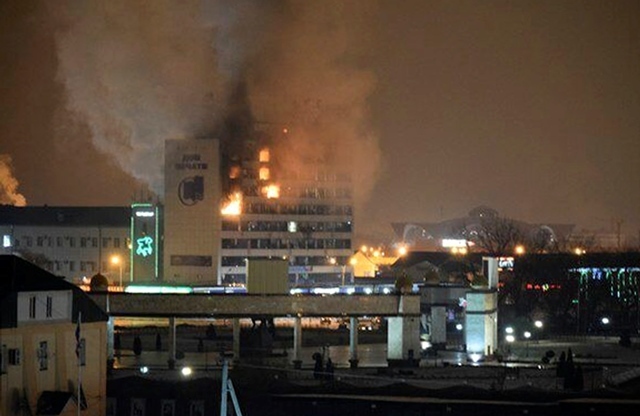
left=131, top=204, right=160, bottom=281
left=163, top=139, right=220, bottom=284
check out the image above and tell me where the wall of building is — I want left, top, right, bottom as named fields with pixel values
left=1, top=225, right=130, bottom=283
left=163, top=139, right=221, bottom=285
left=0, top=321, right=107, bottom=416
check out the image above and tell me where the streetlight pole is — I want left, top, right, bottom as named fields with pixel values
left=523, top=331, right=531, bottom=358
left=111, top=255, right=123, bottom=288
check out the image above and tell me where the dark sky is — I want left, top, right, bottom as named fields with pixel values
left=1, top=1, right=639, bottom=242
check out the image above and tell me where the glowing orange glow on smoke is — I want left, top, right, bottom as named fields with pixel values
left=259, top=167, right=270, bottom=181
left=221, top=192, right=242, bottom=216
left=263, top=184, right=280, bottom=199
left=259, top=149, right=270, bottom=163
left=282, top=128, right=289, bottom=134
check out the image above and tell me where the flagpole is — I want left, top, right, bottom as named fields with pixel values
left=77, top=311, right=82, bottom=416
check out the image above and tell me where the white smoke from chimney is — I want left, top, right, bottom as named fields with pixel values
left=0, top=155, right=27, bottom=206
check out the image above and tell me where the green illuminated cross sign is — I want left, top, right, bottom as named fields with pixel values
left=136, top=236, right=154, bottom=257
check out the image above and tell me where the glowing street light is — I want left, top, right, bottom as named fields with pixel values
left=505, top=326, right=514, bottom=334
left=505, top=334, right=515, bottom=343
left=111, top=255, right=123, bottom=287
left=181, top=366, right=192, bottom=377
left=514, top=245, right=526, bottom=255
left=601, top=317, right=610, bottom=325
left=534, top=320, right=543, bottom=329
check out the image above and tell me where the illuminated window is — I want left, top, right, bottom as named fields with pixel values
left=2, top=235, right=10, bottom=248
left=259, top=149, right=270, bottom=162
left=229, top=166, right=241, bottom=179
left=259, top=167, right=270, bottom=181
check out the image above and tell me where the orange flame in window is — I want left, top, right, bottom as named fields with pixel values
left=221, top=192, right=242, bottom=216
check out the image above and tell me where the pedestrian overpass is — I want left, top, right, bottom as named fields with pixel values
left=88, top=293, right=421, bottom=368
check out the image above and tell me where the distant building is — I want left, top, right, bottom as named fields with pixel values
left=350, top=250, right=398, bottom=278
left=391, top=206, right=575, bottom=253
left=0, top=206, right=131, bottom=285
left=1, top=128, right=354, bottom=288
left=0, top=255, right=109, bottom=416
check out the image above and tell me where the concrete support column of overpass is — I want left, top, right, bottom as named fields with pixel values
left=349, top=316, right=359, bottom=368
left=292, top=316, right=302, bottom=369
left=107, top=317, right=115, bottom=361
left=430, top=306, right=447, bottom=347
left=232, top=318, right=240, bottom=360
left=106, top=296, right=114, bottom=364
left=168, top=317, right=176, bottom=369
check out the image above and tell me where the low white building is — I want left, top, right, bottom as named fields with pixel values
left=0, top=206, right=130, bottom=285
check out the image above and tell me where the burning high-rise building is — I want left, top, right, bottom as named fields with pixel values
left=163, top=124, right=354, bottom=286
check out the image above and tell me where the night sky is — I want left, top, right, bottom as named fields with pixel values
left=1, top=1, right=639, bottom=242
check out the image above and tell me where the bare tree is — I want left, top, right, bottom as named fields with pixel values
left=466, top=216, right=524, bottom=256
left=527, top=227, right=557, bottom=253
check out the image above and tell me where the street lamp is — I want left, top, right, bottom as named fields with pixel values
left=523, top=331, right=531, bottom=357
left=111, top=255, right=123, bottom=287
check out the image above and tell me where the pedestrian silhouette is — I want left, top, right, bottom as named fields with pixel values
left=325, top=358, right=334, bottom=380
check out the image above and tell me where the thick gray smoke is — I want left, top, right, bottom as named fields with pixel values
left=0, top=154, right=27, bottom=206
left=51, top=0, right=380, bottom=207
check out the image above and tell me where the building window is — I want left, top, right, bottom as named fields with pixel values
left=2, top=235, right=11, bottom=248
left=9, top=348, right=21, bottom=366
left=57, top=236, right=63, bottom=247
left=80, top=237, right=87, bottom=248
left=102, top=238, right=110, bottom=248
left=69, top=261, right=75, bottom=272
left=114, top=238, right=120, bottom=248
left=92, top=237, right=98, bottom=248
left=38, top=341, right=48, bottom=371
left=46, top=296, right=53, bottom=318
left=0, top=345, right=6, bottom=374
left=78, top=339, right=86, bottom=366
left=29, top=296, right=36, bottom=319
left=37, top=237, right=44, bottom=247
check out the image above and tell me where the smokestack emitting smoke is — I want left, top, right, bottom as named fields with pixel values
left=51, top=1, right=380, bottom=209
left=0, top=155, right=27, bottom=206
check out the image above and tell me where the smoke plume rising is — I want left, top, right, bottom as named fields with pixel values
left=0, top=155, right=27, bottom=206
left=51, top=1, right=380, bottom=209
